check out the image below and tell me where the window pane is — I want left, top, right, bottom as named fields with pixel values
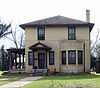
left=38, top=29, right=44, bottom=34
left=28, top=52, right=33, bottom=65
left=78, top=51, right=83, bottom=64
left=68, top=27, right=75, bottom=40
left=49, top=51, right=54, bottom=65
left=69, top=35, right=75, bottom=40
left=68, top=50, right=76, bottom=64
left=62, top=51, right=66, bottom=64
left=38, top=28, right=45, bottom=40
left=50, top=52, right=54, bottom=58
left=69, top=28, right=75, bottom=34
left=29, top=53, right=33, bottom=58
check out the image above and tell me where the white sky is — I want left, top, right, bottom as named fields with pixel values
left=0, top=0, right=100, bottom=49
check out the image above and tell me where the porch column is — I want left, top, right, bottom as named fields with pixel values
left=11, top=52, right=14, bottom=67
left=19, top=54, right=21, bottom=69
left=15, top=53, right=17, bottom=69
left=9, top=51, right=12, bottom=69
left=22, top=53, right=25, bottom=68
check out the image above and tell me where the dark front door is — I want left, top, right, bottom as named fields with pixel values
left=38, top=53, right=45, bottom=69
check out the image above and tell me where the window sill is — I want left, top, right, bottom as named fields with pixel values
left=62, top=64, right=66, bottom=65
left=68, top=64, right=76, bottom=65
left=78, top=64, right=83, bottom=65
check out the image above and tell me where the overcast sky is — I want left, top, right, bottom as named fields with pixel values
left=0, top=0, right=100, bottom=49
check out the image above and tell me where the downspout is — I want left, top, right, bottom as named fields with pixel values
left=45, top=51, right=47, bottom=69
left=83, top=43, right=85, bottom=72
left=32, top=50, right=34, bottom=69
left=59, top=40, right=62, bottom=72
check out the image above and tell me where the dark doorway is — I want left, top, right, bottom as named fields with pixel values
left=38, top=53, right=45, bottom=69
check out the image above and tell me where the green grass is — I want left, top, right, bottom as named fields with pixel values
left=0, top=71, right=30, bottom=86
left=0, top=80, right=14, bottom=86
left=21, top=73, right=100, bottom=88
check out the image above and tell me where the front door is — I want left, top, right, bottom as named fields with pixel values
left=38, top=53, right=45, bottom=69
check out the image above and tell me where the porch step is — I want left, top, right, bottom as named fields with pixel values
left=32, top=69, right=47, bottom=76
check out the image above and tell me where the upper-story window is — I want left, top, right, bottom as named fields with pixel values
left=38, top=28, right=45, bottom=40
left=68, top=27, right=76, bottom=40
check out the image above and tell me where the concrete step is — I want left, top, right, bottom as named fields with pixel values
left=31, top=69, right=47, bottom=76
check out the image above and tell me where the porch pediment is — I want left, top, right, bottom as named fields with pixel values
left=29, top=42, right=51, bottom=51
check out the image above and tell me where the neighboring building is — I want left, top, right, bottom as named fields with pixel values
left=19, top=10, right=94, bottom=73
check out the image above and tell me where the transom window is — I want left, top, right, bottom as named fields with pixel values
left=78, top=50, right=83, bottom=64
left=62, top=51, right=66, bottom=65
left=38, top=28, right=45, bottom=40
left=68, top=27, right=76, bottom=40
left=28, top=52, right=33, bottom=65
left=49, top=51, right=54, bottom=65
left=68, top=50, right=76, bottom=64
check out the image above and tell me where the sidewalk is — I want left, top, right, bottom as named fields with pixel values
left=0, top=76, right=43, bottom=88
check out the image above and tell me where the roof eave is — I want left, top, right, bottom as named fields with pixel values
left=88, top=23, right=94, bottom=32
left=20, top=23, right=94, bottom=29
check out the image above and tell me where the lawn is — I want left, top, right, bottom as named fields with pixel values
left=0, top=71, right=30, bottom=86
left=21, top=73, right=100, bottom=88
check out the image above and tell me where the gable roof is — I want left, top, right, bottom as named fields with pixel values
left=20, top=15, right=94, bottom=31
left=29, top=42, right=51, bottom=51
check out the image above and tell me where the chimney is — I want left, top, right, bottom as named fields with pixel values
left=86, top=10, right=90, bottom=22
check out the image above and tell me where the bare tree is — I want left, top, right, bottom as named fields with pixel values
left=5, top=24, right=25, bottom=49
left=91, top=29, right=100, bottom=55
left=95, top=44, right=100, bottom=59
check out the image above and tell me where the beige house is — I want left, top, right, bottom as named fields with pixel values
left=20, top=11, right=94, bottom=73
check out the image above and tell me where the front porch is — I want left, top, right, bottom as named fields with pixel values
left=7, top=42, right=52, bottom=74
left=7, top=49, right=26, bottom=73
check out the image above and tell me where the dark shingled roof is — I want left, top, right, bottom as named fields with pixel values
left=6, top=49, right=25, bottom=54
left=20, top=15, right=94, bottom=31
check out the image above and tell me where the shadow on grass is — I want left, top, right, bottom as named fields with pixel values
left=0, top=74, right=30, bottom=78
left=39, top=74, right=100, bottom=80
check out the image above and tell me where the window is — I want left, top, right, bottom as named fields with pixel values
left=28, top=52, right=33, bottom=65
left=78, top=50, right=83, bottom=64
left=62, top=51, right=66, bottom=65
left=68, top=27, right=76, bottom=40
left=38, top=28, right=45, bottom=40
left=49, top=51, right=54, bottom=65
left=68, top=50, right=76, bottom=64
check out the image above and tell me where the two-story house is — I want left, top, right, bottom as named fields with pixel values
left=20, top=10, right=94, bottom=73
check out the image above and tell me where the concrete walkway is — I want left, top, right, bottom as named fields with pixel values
left=0, top=76, right=43, bottom=88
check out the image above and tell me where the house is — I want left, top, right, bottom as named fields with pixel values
left=9, top=10, right=94, bottom=73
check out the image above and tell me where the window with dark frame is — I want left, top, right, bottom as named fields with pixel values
left=38, top=28, right=45, bottom=40
left=68, top=27, right=76, bottom=40
left=49, top=51, right=54, bottom=65
left=78, top=50, right=83, bottom=64
left=28, top=52, right=33, bottom=65
left=68, top=50, right=76, bottom=64
left=62, top=51, right=66, bottom=65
